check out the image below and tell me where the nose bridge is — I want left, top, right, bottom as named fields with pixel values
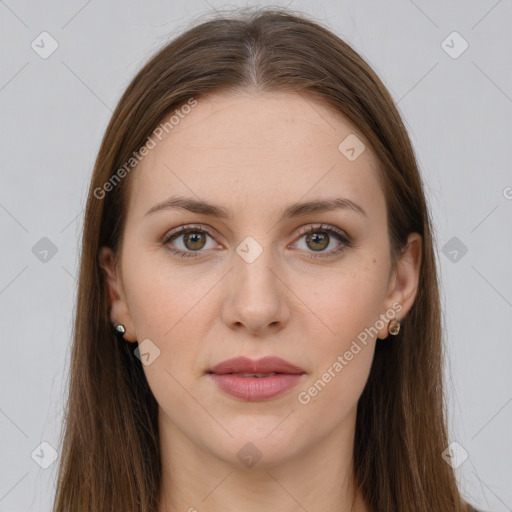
left=225, top=233, right=287, bottom=332
left=233, top=234, right=280, bottom=300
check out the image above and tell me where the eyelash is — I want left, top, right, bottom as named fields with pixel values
left=162, top=223, right=352, bottom=260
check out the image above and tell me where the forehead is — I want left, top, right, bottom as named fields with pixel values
left=129, top=90, right=385, bottom=221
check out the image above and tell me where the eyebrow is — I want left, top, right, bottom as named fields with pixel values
left=144, top=195, right=367, bottom=220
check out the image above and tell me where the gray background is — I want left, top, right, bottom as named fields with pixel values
left=1, top=0, right=511, bottom=510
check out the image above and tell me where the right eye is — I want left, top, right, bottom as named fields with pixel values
left=162, top=225, right=220, bottom=258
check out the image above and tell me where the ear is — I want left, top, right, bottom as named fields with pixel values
left=99, top=246, right=137, bottom=342
left=378, top=232, right=422, bottom=339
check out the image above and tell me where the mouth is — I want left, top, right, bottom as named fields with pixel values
left=207, top=356, right=306, bottom=401
left=207, top=356, right=306, bottom=375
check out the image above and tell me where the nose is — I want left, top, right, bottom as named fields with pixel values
left=221, top=246, right=290, bottom=336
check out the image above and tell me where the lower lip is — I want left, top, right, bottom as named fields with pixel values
left=208, top=373, right=304, bottom=401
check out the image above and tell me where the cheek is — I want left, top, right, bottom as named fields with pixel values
left=292, top=287, right=380, bottom=422
left=297, top=253, right=390, bottom=343
left=291, top=252, right=389, bottom=400
left=296, top=343, right=374, bottom=420
left=121, top=249, right=224, bottom=400
left=122, top=247, right=211, bottom=338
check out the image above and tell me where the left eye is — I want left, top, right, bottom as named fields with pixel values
left=163, top=224, right=351, bottom=259
left=291, top=225, right=351, bottom=258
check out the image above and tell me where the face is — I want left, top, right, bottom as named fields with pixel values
left=100, top=90, right=421, bottom=469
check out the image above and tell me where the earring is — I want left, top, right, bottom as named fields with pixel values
left=388, top=318, right=400, bottom=336
left=114, top=324, right=126, bottom=335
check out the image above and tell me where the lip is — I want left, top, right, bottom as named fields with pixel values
left=209, top=356, right=305, bottom=375
left=207, top=356, right=306, bottom=401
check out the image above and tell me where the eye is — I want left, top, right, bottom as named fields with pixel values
left=162, top=225, right=219, bottom=258
left=292, top=224, right=352, bottom=258
left=162, top=223, right=352, bottom=259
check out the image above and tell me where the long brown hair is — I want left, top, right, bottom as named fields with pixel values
left=53, top=7, right=473, bottom=511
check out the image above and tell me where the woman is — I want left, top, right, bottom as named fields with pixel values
left=53, top=7, right=480, bottom=512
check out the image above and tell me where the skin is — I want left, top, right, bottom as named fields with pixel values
left=100, top=90, right=421, bottom=512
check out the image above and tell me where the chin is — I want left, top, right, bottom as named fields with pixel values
left=203, top=426, right=305, bottom=470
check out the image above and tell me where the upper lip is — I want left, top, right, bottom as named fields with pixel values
left=208, top=356, right=305, bottom=375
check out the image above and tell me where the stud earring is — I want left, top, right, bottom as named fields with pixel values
left=388, top=318, right=400, bottom=336
left=114, top=324, right=126, bottom=335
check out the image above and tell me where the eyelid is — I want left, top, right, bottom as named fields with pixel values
left=162, top=222, right=352, bottom=258
left=293, top=223, right=350, bottom=242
